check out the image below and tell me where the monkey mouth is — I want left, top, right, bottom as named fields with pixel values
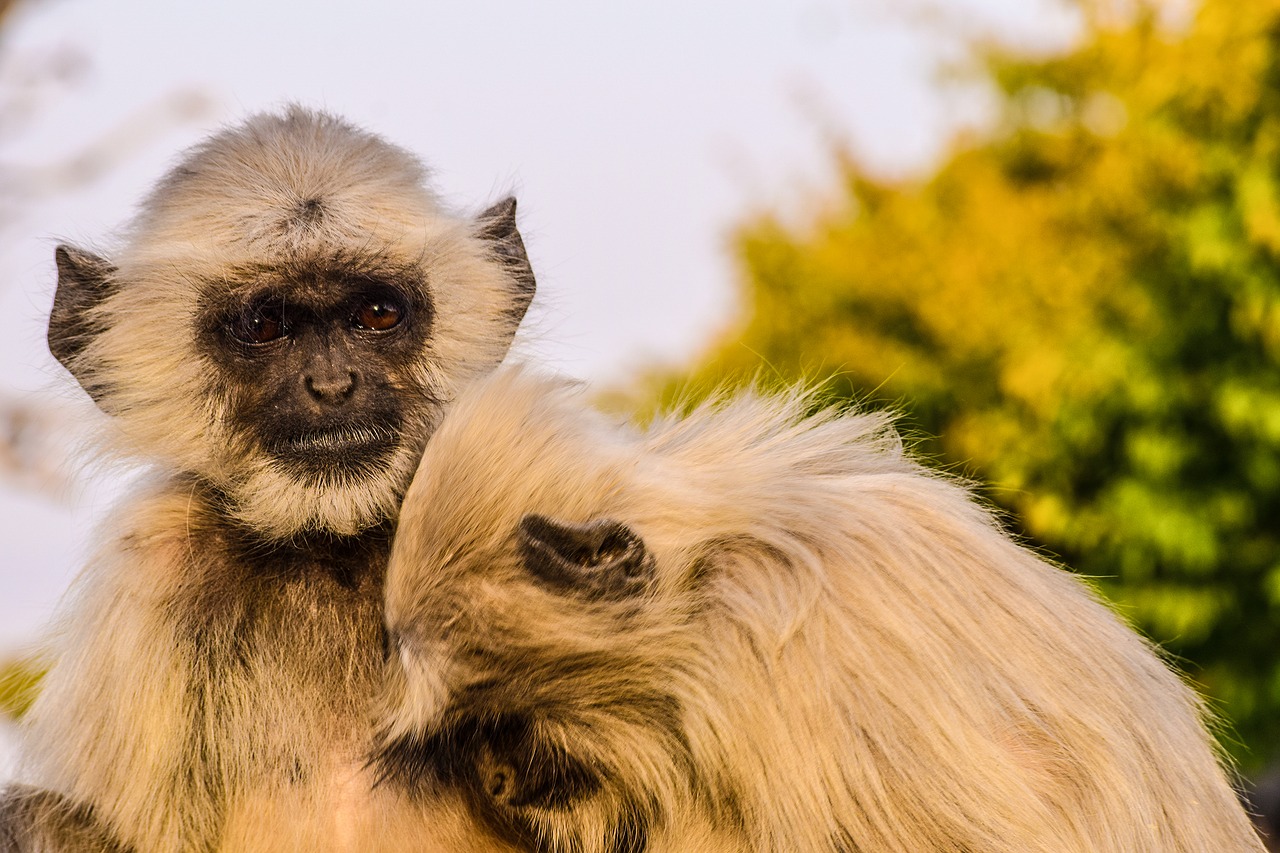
left=267, top=424, right=400, bottom=469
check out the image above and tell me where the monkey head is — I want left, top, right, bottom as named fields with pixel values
left=47, top=107, right=535, bottom=537
left=371, top=369, right=828, bottom=851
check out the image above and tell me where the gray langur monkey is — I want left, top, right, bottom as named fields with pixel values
left=1, top=108, right=534, bottom=853
left=374, top=368, right=1264, bottom=853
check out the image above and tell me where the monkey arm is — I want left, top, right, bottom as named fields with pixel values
left=0, top=784, right=130, bottom=852
left=14, top=487, right=220, bottom=853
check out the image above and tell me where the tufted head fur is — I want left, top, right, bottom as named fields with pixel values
left=375, top=368, right=1262, bottom=853
left=48, top=107, right=534, bottom=538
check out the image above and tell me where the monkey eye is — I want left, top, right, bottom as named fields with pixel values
left=352, top=295, right=405, bottom=331
left=230, top=296, right=288, bottom=344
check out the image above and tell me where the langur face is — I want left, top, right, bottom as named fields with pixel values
left=198, top=255, right=436, bottom=487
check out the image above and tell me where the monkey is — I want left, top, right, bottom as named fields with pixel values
left=1, top=107, right=536, bottom=852
left=372, top=367, right=1265, bottom=853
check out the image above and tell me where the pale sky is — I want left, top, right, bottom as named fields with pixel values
left=0, top=0, right=1075, bottom=658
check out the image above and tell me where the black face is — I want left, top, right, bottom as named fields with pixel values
left=199, top=259, right=434, bottom=480
left=374, top=695, right=663, bottom=853
left=376, top=710, right=605, bottom=809
left=374, top=516, right=669, bottom=852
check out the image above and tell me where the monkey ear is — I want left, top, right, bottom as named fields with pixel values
left=517, top=514, right=654, bottom=601
left=475, top=197, right=535, bottom=327
left=48, top=244, right=117, bottom=402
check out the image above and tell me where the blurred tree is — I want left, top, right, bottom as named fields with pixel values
left=0, top=0, right=211, bottom=727
left=0, top=0, right=212, bottom=503
left=0, top=0, right=58, bottom=733
left=660, top=0, right=1280, bottom=770
left=0, top=657, right=41, bottom=720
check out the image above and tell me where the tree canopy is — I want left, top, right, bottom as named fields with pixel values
left=663, top=0, right=1280, bottom=770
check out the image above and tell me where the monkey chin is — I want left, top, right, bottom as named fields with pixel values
left=226, top=437, right=424, bottom=538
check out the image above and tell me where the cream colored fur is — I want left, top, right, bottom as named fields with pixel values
left=384, top=367, right=1264, bottom=852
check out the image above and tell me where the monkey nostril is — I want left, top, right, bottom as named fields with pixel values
left=304, top=371, right=357, bottom=403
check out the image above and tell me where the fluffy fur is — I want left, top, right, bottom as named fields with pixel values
left=4, top=108, right=533, bottom=852
left=378, top=368, right=1264, bottom=852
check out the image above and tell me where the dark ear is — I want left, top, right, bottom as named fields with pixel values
left=48, top=244, right=116, bottom=401
left=475, top=197, right=535, bottom=327
left=517, top=514, right=654, bottom=601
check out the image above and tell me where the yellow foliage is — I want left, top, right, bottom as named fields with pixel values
left=660, top=0, right=1280, bottom=769
left=0, top=655, right=44, bottom=720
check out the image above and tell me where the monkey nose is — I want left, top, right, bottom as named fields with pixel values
left=303, top=370, right=357, bottom=404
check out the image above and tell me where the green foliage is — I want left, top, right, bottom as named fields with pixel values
left=666, top=0, right=1280, bottom=769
